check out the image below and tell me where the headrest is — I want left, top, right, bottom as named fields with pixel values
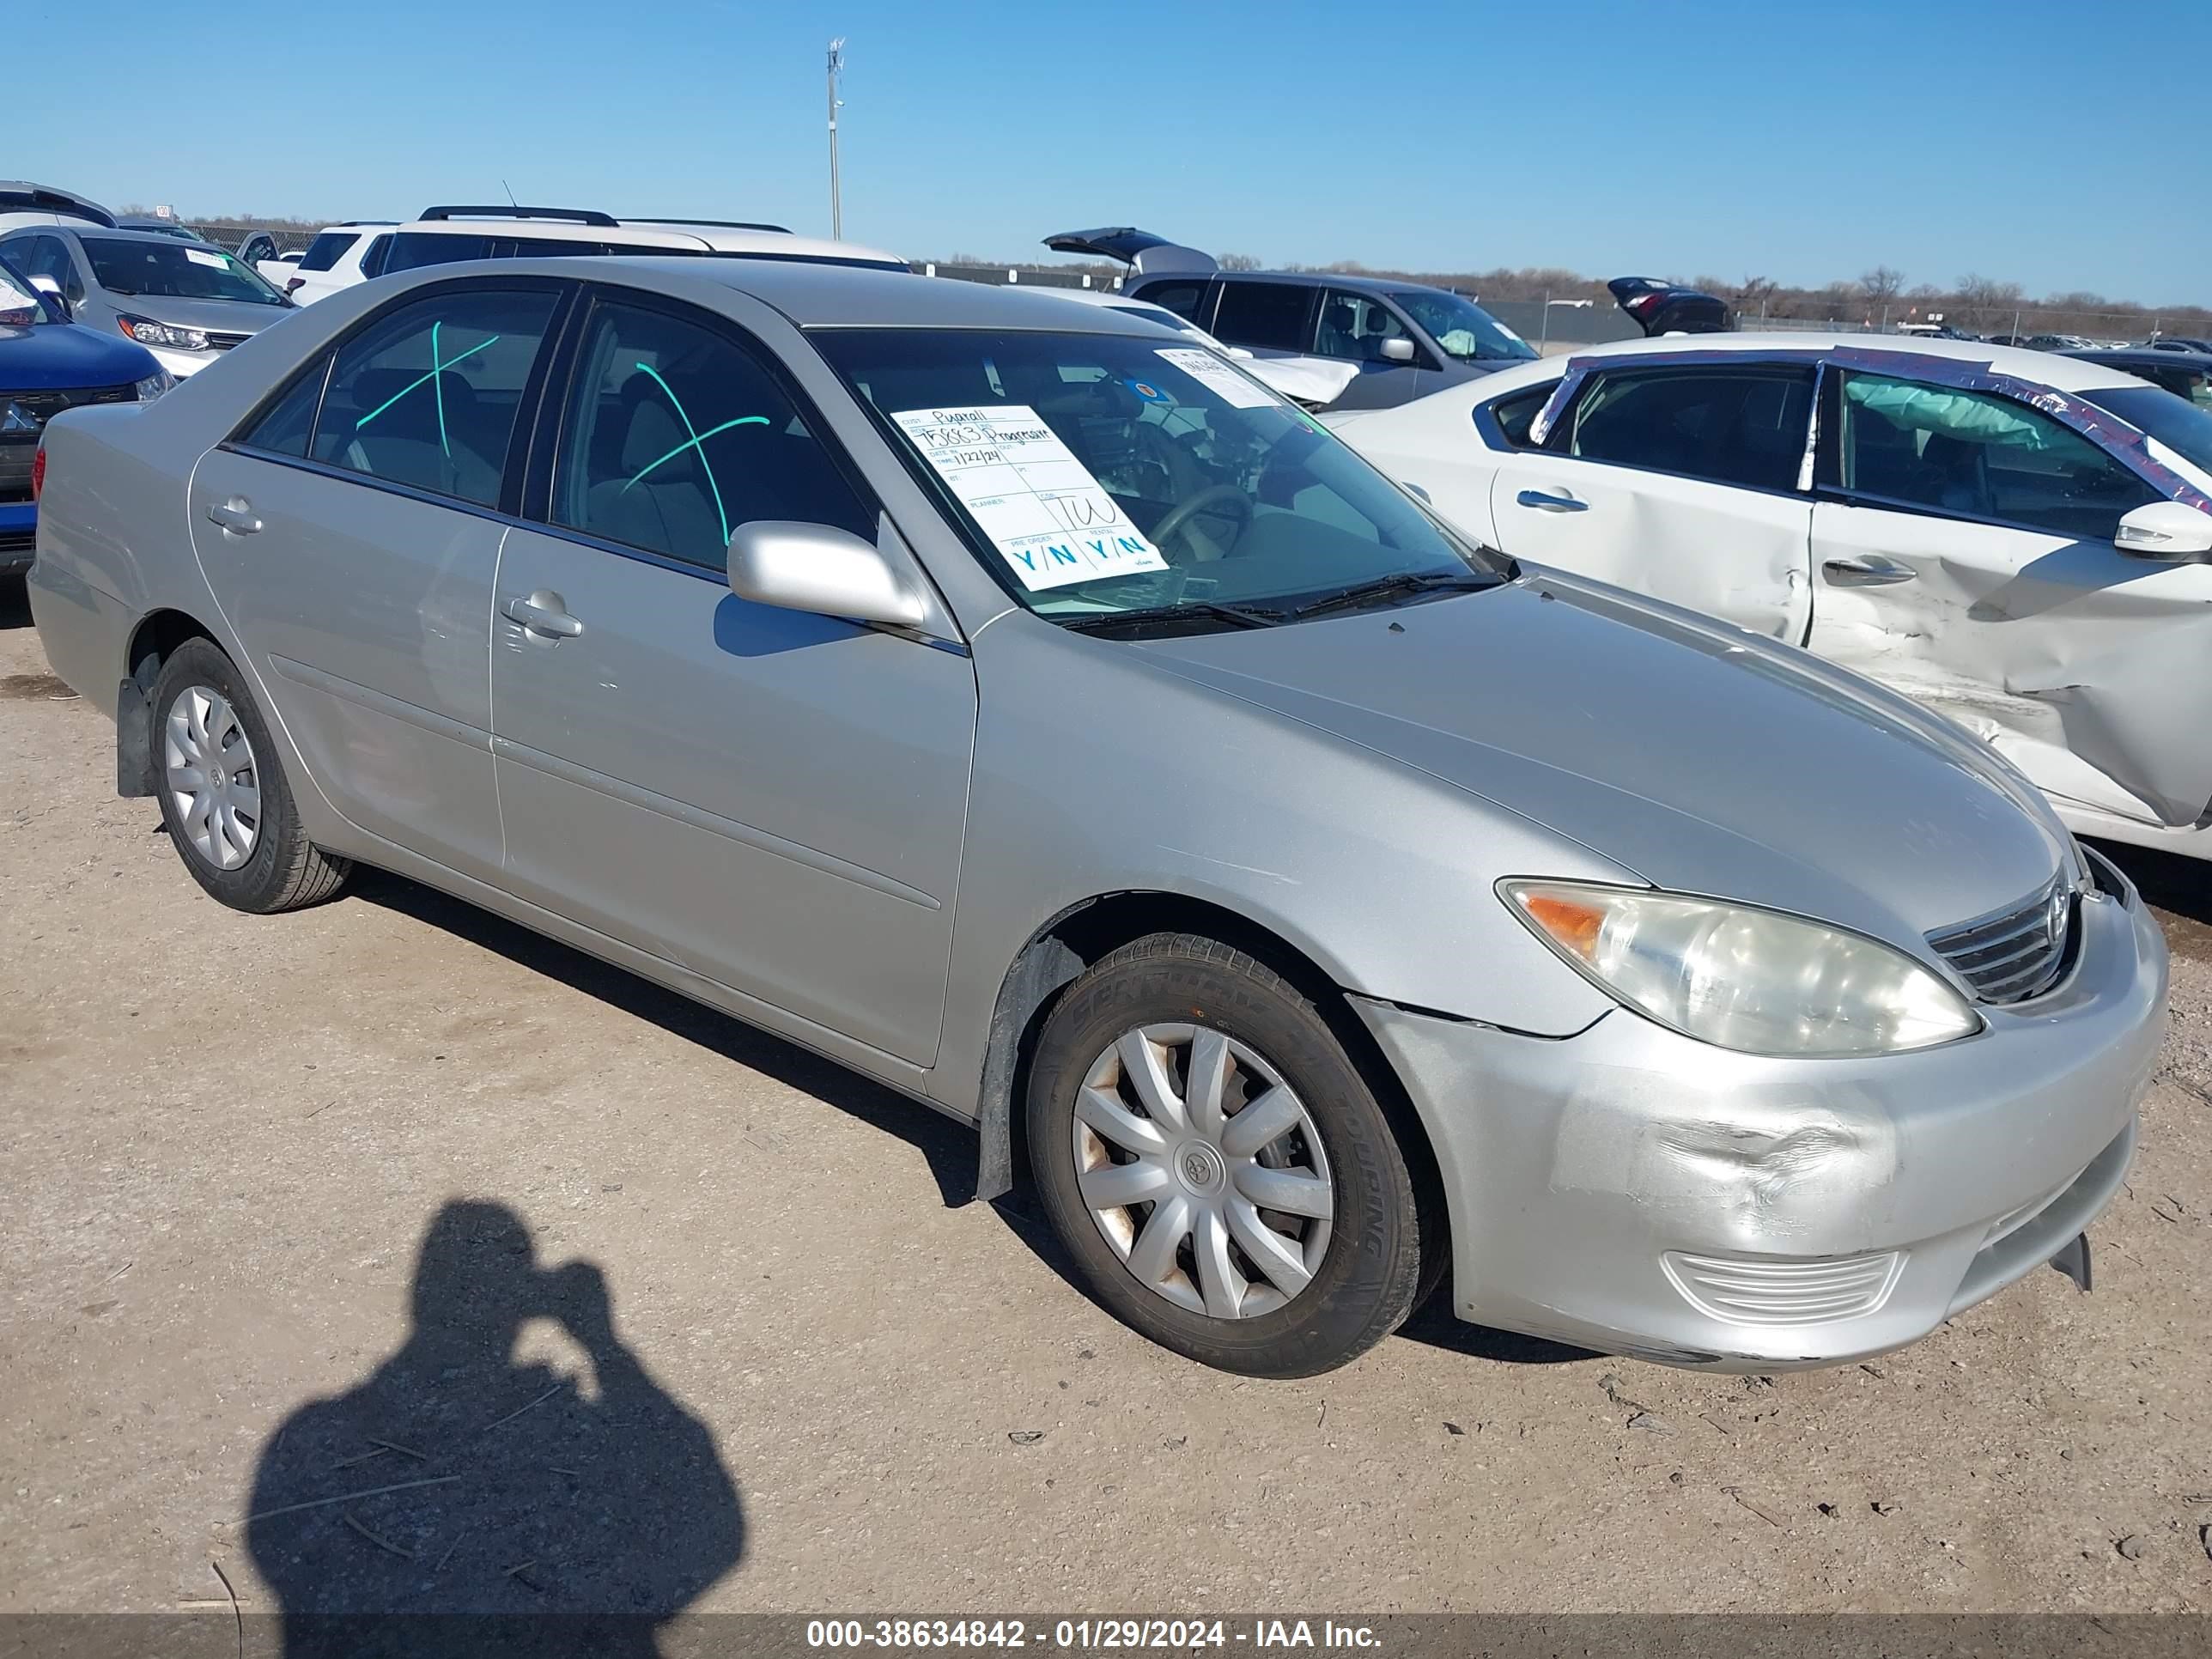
left=620, top=398, right=690, bottom=476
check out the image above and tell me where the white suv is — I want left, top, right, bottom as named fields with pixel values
left=280, top=222, right=401, bottom=305
left=286, top=205, right=905, bottom=303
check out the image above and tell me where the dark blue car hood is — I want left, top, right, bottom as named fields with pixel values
left=0, top=320, right=157, bottom=391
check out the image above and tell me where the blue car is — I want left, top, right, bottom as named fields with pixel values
left=2, top=253, right=167, bottom=574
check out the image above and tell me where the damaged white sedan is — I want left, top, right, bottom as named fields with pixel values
left=1330, top=334, right=2212, bottom=860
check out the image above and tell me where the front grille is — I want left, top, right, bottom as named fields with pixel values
left=204, top=331, right=250, bottom=351
left=0, top=526, right=33, bottom=555
left=1662, top=1249, right=1905, bottom=1326
left=1927, top=874, right=2072, bottom=1003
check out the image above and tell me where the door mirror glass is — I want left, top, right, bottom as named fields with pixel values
left=1379, top=336, right=1416, bottom=364
left=2115, top=500, right=2212, bottom=560
left=25, top=273, right=67, bottom=319
left=726, top=520, right=928, bottom=629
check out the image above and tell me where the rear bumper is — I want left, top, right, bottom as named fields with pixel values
left=1356, top=855, right=2166, bottom=1369
left=25, top=552, right=131, bottom=719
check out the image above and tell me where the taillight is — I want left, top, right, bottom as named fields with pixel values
left=1627, top=292, right=1662, bottom=316
left=30, top=446, right=46, bottom=501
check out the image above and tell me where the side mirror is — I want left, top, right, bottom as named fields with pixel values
left=1378, top=337, right=1416, bottom=364
left=726, top=520, right=930, bottom=629
left=1225, top=344, right=1255, bottom=361
left=26, top=274, right=69, bottom=320
left=2115, top=501, right=2212, bottom=560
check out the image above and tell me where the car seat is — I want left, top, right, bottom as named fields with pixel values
left=584, top=392, right=724, bottom=566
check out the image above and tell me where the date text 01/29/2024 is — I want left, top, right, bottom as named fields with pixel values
left=805, top=1620, right=1382, bottom=1652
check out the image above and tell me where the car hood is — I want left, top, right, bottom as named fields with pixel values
left=102, top=295, right=288, bottom=334
left=0, top=319, right=159, bottom=389
left=1131, top=569, right=2075, bottom=954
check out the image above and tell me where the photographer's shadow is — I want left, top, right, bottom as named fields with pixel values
left=245, top=1200, right=741, bottom=1656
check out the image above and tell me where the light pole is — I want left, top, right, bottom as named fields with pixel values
left=1537, top=295, right=1590, bottom=352
left=825, top=38, right=846, bottom=241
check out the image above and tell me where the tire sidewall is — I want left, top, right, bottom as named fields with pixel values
left=151, top=641, right=303, bottom=910
left=1027, top=943, right=1418, bottom=1376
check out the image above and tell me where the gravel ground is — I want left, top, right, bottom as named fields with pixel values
left=2, top=581, right=2209, bottom=1620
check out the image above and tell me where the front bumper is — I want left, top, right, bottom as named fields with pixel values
left=1356, top=855, right=2166, bottom=1369
left=0, top=501, right=32, bottom=573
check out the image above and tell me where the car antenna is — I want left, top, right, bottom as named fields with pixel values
left=501, top=179, right=518, bottom=207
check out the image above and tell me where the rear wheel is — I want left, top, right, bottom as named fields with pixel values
left=152, top=639, right=351, bottom=913
left=1026, top=934, right=1425, bottom=1376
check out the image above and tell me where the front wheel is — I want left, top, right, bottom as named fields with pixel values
left=1025, top=934, right=1425, bottom=1376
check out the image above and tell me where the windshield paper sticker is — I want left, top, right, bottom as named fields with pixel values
left=185, top=248, right=228, bottom=269
left=1155, top=348, right=1279, bottom=410
left=892, top=405, right=1169, bottom=592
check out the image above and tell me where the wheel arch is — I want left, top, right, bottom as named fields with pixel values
left=115, top=606, right=222, bottom=796
left=972, top=890, right=1449, bottom=1287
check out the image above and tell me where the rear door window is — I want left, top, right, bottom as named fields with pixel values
left=380, top=233, right=493, bottom=273
left=296, top=231, right=360, bottom=273
left=1210, top=280, right=1317, bottom=353
left=550, top=296, right=876, bottom=572
left=308, top=286, right=562, bottom=507
left=1563, top=365, right=1816, bottom=491
left=1834, top=370, right=2161, bottom=538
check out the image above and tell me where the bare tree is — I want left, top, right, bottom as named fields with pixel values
left=1216, top=252, right=1262, bottom=271
left=1735, top=275, right=1780, bottom=307
left=1955, top=272, right=2027, bottom=331
left=1859, top=265, right=1905, bottom=305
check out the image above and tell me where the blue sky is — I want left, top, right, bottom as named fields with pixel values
left=27, top=0, right=2212, bottom=305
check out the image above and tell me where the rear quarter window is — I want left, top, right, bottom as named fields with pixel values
left=1480, top=383, right=1557, bottom=450
left=296, top=232, right=359, bottom=274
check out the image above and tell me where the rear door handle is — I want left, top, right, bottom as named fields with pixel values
left=206, top=498, right=262, bottom=535
left=1822, top=555, right=1917, bottom=586
left=1516, top=489, right=1587, bottom=514
left=503, top=592, right=585, bottom=639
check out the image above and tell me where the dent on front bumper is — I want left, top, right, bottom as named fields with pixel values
left=1356, top=861, right=2166, bottom=1370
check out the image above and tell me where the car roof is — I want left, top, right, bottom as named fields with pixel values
left=2068, top=347, right=2212, bottom=370
left=0, top=181, right=114, bottom=226
left=61, top=224, right=244, bottom=252
left=389, top=212, right=904, bottom=266
left=1139, top=267, right=1455, bottom=299
left=1505, top=329, right=2156, bottom=395
left=459, top=256, right=1174, bottom=334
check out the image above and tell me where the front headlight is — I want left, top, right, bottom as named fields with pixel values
left=131, top=369, right=175, bottom=403
left=1501, top=880, right=1979, bottom=1056
left=117, top=314, right=209, bottom=351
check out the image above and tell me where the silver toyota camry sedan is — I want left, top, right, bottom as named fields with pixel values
left=26, top=258, right=2166, bottom=1376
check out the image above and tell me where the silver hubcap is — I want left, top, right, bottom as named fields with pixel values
left=1073, top=1023, right=1334, bottom=1320
left=164, top=685, right=261, bottom=870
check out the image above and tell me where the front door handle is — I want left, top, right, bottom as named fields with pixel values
left=206, top=498, right=262, bottom=535
left=1516, top=489, right=1588, bottom=514
left=503, top=592, right=585, bottom=639
left=1822, top=555, right=1917, bottom=586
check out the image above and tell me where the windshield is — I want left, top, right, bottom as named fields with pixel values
left=815, top=328, right=1502, bottom=625
left=1387, top=289, right=1537, bottom=362
left=82, top=237, right=287, bottom=306
left=2082, top=383, right=2212, bottom=477
left=0, top=257, right=50, bottom=326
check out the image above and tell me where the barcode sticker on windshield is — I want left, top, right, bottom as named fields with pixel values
left=1155, top=348, right=1279, bottom=410
left=891, top=405, right=1168, bottom=592
left=185, top=248, right=227, bottom=269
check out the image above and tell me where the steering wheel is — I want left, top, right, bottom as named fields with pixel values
left=1150, top=484, right=1253, bottom=561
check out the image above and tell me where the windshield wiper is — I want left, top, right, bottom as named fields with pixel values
left=1287, top=569, right=1498, bottom=621
left=1058, top=599, right=1282, bottom=635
